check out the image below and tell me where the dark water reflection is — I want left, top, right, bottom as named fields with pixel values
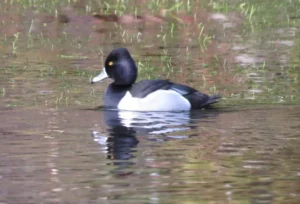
left=92, top=109, right=218, bottom=174
left=0, top=106, right=300, bottom=203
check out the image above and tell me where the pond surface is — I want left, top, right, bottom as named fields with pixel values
left=1, top=106, right=300, bottom=203
left=0, top=0, right=300, bottom=203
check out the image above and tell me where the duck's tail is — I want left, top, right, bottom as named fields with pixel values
left=200, top=94, right=221, bottom=109
left=207, top=94, right=221, bottom=105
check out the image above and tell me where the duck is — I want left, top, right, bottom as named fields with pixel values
left=91, top=48, right=220, bottom=111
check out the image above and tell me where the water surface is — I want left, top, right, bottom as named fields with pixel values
left=0, top=0, right=300, bottom=203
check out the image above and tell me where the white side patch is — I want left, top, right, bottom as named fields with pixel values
left=171, top=87, right=190, bottom=95
left=117, top=90, right=191, bottom=111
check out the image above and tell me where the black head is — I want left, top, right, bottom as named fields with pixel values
left=104, top=48, right=137, bottom=85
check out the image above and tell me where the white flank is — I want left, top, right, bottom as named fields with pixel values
left=117, top=90, right=191, bottom=111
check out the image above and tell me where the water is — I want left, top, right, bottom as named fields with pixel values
left=0, top=1, right=300, bottom=203
left=1, top=106, right=299, bottom=203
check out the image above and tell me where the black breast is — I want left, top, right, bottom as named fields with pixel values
left=104, top=84, right=130, bottom=108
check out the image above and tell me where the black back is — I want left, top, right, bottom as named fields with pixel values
left=129, top=80, right=172, bottom=98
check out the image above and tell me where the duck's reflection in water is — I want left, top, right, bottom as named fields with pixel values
left=92, top=109, right=216, bottom=172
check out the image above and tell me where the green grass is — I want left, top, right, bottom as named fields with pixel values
left=1, top=0, right=300, bottom=108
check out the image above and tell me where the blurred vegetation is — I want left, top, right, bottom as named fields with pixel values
left=0, top=0, right=300, bottom=107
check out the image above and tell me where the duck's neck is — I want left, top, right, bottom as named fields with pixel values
left=113, top=72, right=137, bottom=85
left=104, top=83, right=132, bottom=108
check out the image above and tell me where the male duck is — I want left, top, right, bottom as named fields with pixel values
left=91, top=48, right=220, bottom=111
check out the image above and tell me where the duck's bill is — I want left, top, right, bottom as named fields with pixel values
left=91, top=68, right=108, bottom=83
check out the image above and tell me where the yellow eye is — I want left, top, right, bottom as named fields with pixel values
left=108, top=61, right=114, bottom=66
